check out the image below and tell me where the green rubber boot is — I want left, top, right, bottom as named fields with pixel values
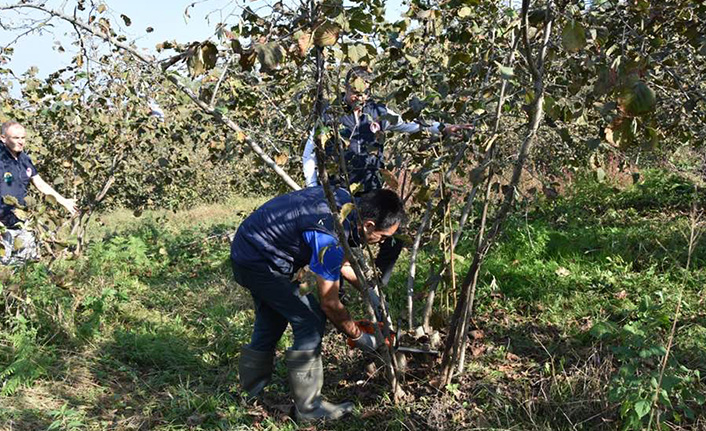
left=285, top=349, right=354, bottom=421
left=239, top=346, right=275, bottom=398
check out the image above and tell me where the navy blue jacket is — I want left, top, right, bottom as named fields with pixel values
left=325, top=100, right=391, bottom=193
left=0, top=146, right=38, bottom=227
left=230, top=186, right=359, bottom=276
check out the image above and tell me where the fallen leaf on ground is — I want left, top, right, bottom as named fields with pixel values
left=555, top=267, right=571, bottom=277
left=469, top=330, right=485, bottom=340
left=506, top=352, right=521, bottom=361
left=471, top=345, right=485, bottom=357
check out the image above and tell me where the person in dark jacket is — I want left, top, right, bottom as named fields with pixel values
left=302, top=66, right=472, bottom=293
left=231, top=186, right=404, bottom=421
left=0, top=121, right=77, bottom=264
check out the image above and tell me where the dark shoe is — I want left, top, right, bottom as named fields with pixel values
left=239, top=346, right=275, bottom=398
left=285, top=349, right=354, bottom=421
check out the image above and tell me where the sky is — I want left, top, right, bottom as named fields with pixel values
left=0, top=0, right=406, bottom=94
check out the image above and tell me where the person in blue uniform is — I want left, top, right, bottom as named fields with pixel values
left=231, top=186, right=404, bottom=421
left=0, top=121, right=77, bottom=264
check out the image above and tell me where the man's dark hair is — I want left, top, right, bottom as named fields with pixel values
left=345, top=66, right=374, bottom=88
left=358, top=189, right=405, bottom=230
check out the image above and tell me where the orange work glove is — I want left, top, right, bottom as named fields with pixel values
left=346, top=320, right=395, bottom=348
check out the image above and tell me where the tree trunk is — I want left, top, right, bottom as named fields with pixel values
left=439, top=0, right=554, bottom=386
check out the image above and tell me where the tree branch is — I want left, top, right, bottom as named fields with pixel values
left=1, top=2, right=301, bottom=191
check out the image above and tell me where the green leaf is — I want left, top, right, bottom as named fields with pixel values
left=314, top=22, right=340, bottom=47
left=186, top=42, right=218, bottom=76
left=120, top=14, right=132, bottom=26
left=393, top=233, right=413, bottom=246
left=13, top=236, right=23, bottom=251
left=349, top=9, right=373, bottom=33
left=623, top=81, right=656, bottom=115
left=321, top=0, right=344, bottom=17
left=562, top=21, right=586, bottom=52
left=596, top=167, right=606, bottom=183
left=589, top=321, right=617, bottom=339
left=255, top=42, right=286, bottom=71
left=634, top=400, right=651, bottom=419
left=450, top=52, right=472, bottom=68
left=497, top=63, right=514, bottom=79
left=347, top=44, right=369, bottom=63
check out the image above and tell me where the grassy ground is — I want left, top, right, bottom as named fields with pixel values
left=1, top=172, right=705, bottom=430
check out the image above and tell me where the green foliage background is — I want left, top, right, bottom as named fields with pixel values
left=0, top=0, right=705, bottom=429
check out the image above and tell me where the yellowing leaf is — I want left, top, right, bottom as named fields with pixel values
left=187, top=45, right=205, bottom=77
left=458, top=7, right=472, bottom=18
left=349, top=76, right=368, bottom=93
left=13, top=236, right=23, bottom=251
left=13, top=209, right=27, bottom=220
left=2, top=195, right=21, bottom=208
left=347, top=44, right=369, bottom=63
left=318, top=245, right=330, bottom=264
left=46, top=195, right=58, bottom=205
left=314, top=22, right=340, bottom=47
left=555, top=267, right=571, bottom=277
left=97, top=3, right=107, bottom=13
left=604, top=127, right=616, bottom=146
left=239, top=50, right=257, bottom=71
left=349, top=183, right=362, bottom=195
left=275, top=153, right=289, bottom=166
left=340, top=202, right=355, bottom=221
left=297, top=31, right=313, bottom=56
left=200, top=42, right=219, bottom=71
left=379, top=169, right=399, bottom=190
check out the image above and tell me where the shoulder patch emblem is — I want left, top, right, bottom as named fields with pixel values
left=26, top=167, right=32, bottom=178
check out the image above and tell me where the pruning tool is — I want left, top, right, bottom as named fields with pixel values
left=347, top=320, right=439, bottom=355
